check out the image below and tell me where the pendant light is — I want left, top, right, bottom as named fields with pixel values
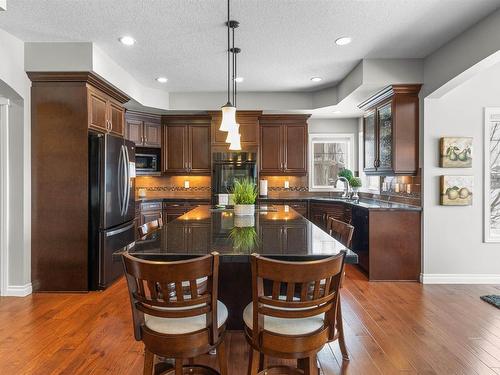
left=228, top=132, right=241, bottom=150
left=225, top=123, right=240, bottom=143
left=219, top=0, right=237, bottom=133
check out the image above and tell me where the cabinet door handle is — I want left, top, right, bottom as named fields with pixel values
left=280, top=162, right=283, bottom=170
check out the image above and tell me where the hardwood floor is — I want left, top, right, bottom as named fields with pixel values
left=1, top=265, right=499, bottom=374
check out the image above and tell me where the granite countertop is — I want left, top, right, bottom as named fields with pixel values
left=258, top=196, right=422, bottom=211
left=136, top=197, right=211, bottom=203
left=129, top=205, right=358, bottom=264
left=135, top=195, right=421, bottom=211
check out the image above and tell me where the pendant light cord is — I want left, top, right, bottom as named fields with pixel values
left=227, top=0, right=231, bottom=104
left=232, top=26, right=236, bottom=106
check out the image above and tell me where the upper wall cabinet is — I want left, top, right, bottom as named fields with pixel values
left=162, top=115, right=211, bottom=175
left=125, top=111, right=162, bottom=148
left=88, top=86, right=125, bottom=136
left=209, top=110, right=262, bottom=150
left=259, top=115, right=310, bottom=176
left=359, top=84, right=422, bottom=176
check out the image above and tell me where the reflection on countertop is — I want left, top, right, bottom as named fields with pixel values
left=129, top=205, right=358, bottom=263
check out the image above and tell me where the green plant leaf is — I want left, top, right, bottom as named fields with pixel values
left=231, top=178, right=258, bottom=205
left=349, top=177, right=362, bottom=188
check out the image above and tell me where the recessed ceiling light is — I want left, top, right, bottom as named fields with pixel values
left=156, top=77, right=168, bottom=83
left=234, top=76, right=244, bottom=83
left=335, top=37, right=352, bottom=46
left=119, top=36, right=135, bottom=46
left=310, top=77, right=323, bottom=82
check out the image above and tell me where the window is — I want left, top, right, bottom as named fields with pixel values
left=309, top=133, right=354, bottom=191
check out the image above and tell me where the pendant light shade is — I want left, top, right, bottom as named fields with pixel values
left=228, top=132, right=241, bottom=150
left=220, top=103, right=237, bottom=132
left=225, top=123, right=240, bottom=143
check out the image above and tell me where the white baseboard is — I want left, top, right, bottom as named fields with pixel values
left=421, top=273, right=500, bottom=284
left=4, top=283, right=32, bottom=296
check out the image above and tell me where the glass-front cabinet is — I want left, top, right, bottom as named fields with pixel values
left=377, top=102, right=393, bottom=172
left=360, top=85, right=421, bottom=176
left=363, top=110, right=377, bottom=173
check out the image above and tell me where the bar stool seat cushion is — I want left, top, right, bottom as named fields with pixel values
left=243, top=302, right=325, bottom=336
left=145, top=300, right=228, bottom=335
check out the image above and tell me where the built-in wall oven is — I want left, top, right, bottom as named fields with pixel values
left=212, top=152, right=257, bottom=204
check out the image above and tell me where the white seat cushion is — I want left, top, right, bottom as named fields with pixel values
left=243, top=302, right=325, bottom=336
left=181, top=277, right=208, bottom=287
left=145, top=300, right=228, bottom=335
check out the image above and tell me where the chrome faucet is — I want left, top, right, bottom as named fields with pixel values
left=329, top=177, right=350, bottom=198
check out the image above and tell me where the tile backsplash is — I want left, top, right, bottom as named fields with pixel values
left=263, top=176, right=309, bottom=191
left=135, top=176, right=211, bottom=198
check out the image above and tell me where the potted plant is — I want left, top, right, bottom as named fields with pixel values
left=349, top=177, right=362, bottom=199
left=232, top=178, right=258, bottom=216
left=338, top=168, right=353, bottom=181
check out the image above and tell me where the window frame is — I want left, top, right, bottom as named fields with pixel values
left=308, top=133, right=355, bottom=192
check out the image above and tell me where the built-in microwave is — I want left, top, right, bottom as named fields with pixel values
left=135, top=149, right=160, bottom=175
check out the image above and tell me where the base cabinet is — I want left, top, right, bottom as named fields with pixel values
left=309, top=202, right=352, bottom=231
left=350, top=206, right=421, bottom=281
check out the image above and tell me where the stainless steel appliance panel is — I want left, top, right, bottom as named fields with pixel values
left=99, top=220, right=135, bottom=289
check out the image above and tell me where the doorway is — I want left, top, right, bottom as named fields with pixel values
left=0, top=97, right=9, bottom=296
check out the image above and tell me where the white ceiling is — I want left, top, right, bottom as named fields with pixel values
left=1, top=0, right=499, bottom=93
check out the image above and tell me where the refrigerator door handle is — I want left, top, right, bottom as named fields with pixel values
left=106, top=222, right=135, bottom=237
left=117, top=145, right=124, bottom=216
left=121, top=145, right=128, bottom=216
left=124, top=145, right=131, bottom=216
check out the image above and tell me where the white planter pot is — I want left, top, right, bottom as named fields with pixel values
left=234, top=204, right=255, bottom=216
left=234, top=215, right=255, bottom=228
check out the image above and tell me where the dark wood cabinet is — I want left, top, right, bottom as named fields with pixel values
left=143, top=122, right=162, bottom=147
left=260, top=125, right=282, bottom=173
left=163, top=116, right=211, bottom=175
left=359, top=84, right=421, bottom=176
left=139, top=201, right=163, bottom=225
left=259, top=223, right=308, bottom=255
left=166, top=223, right=211, bottom=254
left=163, top=201, right=210, bottom=222
left=259, top=199, right=308, bottom=217
left=209, top=110, right=261, bottom=149
left=351, top=207, right=421, bottom=281
left=125, top=111, right=161, bottom=148
left=28, top=72, right=129, bottom=291
left=309, top=202, right=352, bottom=231
left=88, top=86, right=124, bottom=136
left=259, top=115, right=309, bottom=176
left=189, top=125, right=211, bottom=173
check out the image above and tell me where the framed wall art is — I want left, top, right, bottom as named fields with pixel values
left=484, top=108, right=500, bottom=242
left=439, top=137, right=473, bottom=168
left=440, top=175, right=473, bottom=206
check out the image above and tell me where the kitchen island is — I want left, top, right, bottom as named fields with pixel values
left=127, top=204, right=357, bottom=329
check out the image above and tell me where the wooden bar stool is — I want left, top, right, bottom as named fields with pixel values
left=138, top=217, right=163, bottom=237
left=244, top=252, right=348, bottom=375
left=122, top=252, right=228, bottom=375
left=326, top=216, right=354, bottom=248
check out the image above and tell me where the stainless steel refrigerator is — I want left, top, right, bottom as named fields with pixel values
left=89, top=132, right=136, bottom=290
